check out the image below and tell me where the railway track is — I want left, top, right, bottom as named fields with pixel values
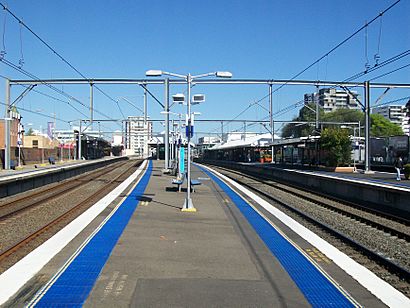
left=0, top=161, right=126, bottom=220
left=0, top=159, right=143, bottom=271
left=208, top=165, right=410, bottom=286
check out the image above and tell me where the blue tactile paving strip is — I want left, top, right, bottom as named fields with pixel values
left=198, top=165, right=358, bottom=308
left=32, top=160, right=152, bottom=307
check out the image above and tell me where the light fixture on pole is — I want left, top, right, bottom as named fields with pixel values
left=146, top=70, right=232, bottom=212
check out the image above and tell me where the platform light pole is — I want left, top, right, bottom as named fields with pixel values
left=146, top=70, right=232, bottom=212
left=161, top=110, right=183, bottom=168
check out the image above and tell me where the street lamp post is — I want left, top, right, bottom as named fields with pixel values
left=146, top=70, right=232, bottom=212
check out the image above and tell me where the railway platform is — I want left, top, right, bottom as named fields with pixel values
left=0, top=159, right=408, bottom=307
left=262, top=163, right=410, bottom=189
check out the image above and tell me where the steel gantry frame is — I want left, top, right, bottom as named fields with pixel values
left=4, top=77, right=410, bottom=171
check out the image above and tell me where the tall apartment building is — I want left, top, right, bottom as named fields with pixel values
left=125, top=116, right=152, bottom=157
left=304, top=88, right=361, bottom=113
left=372, top=105, right=410, bottom=135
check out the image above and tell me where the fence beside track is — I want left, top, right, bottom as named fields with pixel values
left=201, top=160, right=410, bottom=221
left=0, top=156, right=129, bottom=198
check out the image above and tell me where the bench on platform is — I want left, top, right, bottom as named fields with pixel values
left=190, top=179, right=202, bottom=192
left=172, top=173, right=186, bottom=192
left=172, top=173, right=202, bottom=192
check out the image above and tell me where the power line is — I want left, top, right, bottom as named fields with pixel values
left=369, top=63, right=410, bottom=82
left=0, top=73, right=90, bottom=117
left=269, top=0, right=401, bottom=95
left=0, top=2, right=124, bottom=123
left=373, top=95, right=410, bottom=107
left=0, top=57, right=118, bottom=122
left=0, top=100, right=69, bottom=123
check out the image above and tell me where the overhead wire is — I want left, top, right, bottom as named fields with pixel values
left=219, top=0, right=402, bottom=132
left=369, top=63, right=410, bottom=81
left=1, top=4, right=5, bottom=58
left=374, top=14, right=383, bottom=66
left=0, top=2, right=124, bottom=126
left=18, top=19, right=24, bottom=67
left=0, top=57, right=117, bottom=122
left=0, top=100, right=69, bottom=123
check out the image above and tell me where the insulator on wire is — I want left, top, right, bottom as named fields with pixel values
left=374, top=54, right=380, bottom=66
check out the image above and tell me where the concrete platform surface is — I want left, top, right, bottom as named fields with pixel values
left=84, top=160, right=309, bottom=307
left=3, top=159, right=397, bottom=307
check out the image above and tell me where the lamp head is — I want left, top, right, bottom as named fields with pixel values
left=192, top=94, right=205, bottom=105
left=146, top=70, right=163, bottom=77
left=216, top=71, right=233, bottom=78
left=172, top=93, right=185, bottom=104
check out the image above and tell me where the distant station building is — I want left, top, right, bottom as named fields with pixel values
left=125, top=116, right=152, bottom=157
left=304, top=88, right=361, bottom=113
left=222, top=132, right=259, bottom=143
left=54, top=127, right=102, bottom=144
left=196, top=136, right=221, bottom=157
left=372, top=105, right=410, bottom=135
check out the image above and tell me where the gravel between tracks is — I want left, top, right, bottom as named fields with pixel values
left=212, top=166, right=410, bottom=297
left=0, top=159, right=140, bottom=274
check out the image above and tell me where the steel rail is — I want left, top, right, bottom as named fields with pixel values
left=0, top=160, right=142, bottom=266
left=214, top=165, right=410, bottom=239
left=0, top=161, right=125, bottom=220
left=213, top=166, right=410, bottom=281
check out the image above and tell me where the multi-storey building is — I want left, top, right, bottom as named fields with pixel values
left=304, top=88, right=361, bottom=113
left=196, top=136, right=221, bottom=157
left=372, top=105, right=410, bottom=135
left=125, top=116, right=152, bottom=157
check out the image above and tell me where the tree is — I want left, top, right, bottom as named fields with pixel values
left=25, top=128, right=34, bottom=136
left=370, top=114, right=403, bottom=137
left=281, top=103, right=324, bottom=138
left=320, top=127, right=351, bottom=167
left=322, top=109, right=364, bottom=125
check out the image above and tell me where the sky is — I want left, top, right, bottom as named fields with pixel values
left=0, top=0, right=409, bottom=141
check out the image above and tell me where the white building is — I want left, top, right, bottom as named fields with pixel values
left=304, top=88, right=361, bottom=113
left=125, top=116, right=152, bottom=157
left=372, top=105, right=409, bottom=135
left=112, top=130, right=123, bottom=146
left=196, top=136, right=221, bottom=157
left=54, top=127, right=102, bottom=144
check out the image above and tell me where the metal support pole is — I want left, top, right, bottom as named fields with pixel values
left=4, top=79, right=11, bottom=170
left=364, top=81, right=371, bottom=173
left=164, top=78, right=170, bottom=170
left=243, top=121, right=246, bottom=140
left=79, top=120, right=82, bottom=160
left=143, top=85, right=147, bottom=158
left=171, top=119, right=175, bottom=163
left=269, top=84, right=274, bottom=163
left=315, top=85, right=319, bottom=130
left=183, top=74, right=195, bottom=211
left=221, top=121, right=224, bottom=142
left=90, top=83, right=93, bottom=126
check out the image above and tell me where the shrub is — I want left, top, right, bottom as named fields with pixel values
left=404, top=164, right=410, bottom=180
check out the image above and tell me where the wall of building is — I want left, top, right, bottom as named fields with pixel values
left=0, top=118, right=21, bottom=149
left=24, top=135, right=59, bottom=149
left=1, top=147, right=65, bottom=167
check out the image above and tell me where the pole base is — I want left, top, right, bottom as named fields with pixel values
left=181, top=197, right=196, bottom=212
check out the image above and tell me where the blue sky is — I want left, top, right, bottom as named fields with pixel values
left=0, top=0, right=409, bottom=140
